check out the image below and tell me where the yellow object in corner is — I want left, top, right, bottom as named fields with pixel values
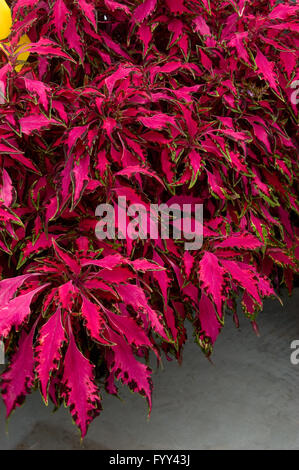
left=0, top=0, right=30, bottom=71
left=0, top=0, right=12, bottom=41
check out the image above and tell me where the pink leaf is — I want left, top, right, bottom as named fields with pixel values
left=105, top=65, right=131, bottom=97
left=131, top=259, right=165, bottom=272
left=166, top=0, right=187, bottom=14
left=137, top=23, right=152, bottom=54
left=104, top=0, right=130, bottom=15
left=62, top=331, right=101, bottom=437
left=221, top=260, right=261, bottom=305
left=198, top=293, right=221, bottom=345
left=72, top=153, right=90, bottom=208
left=0, top=169, right=14, bottom=207
left=255, top=48, right=279, bottom=92
left=82, top=253, right=126, bottom=269
left=228, top=32, right=250, bottom=63
left=20, top=38, right=74, bottom=61
left=116, top=165, right=165, bottom=186
left=194, top=16, right=211, bottom=36
left=183, top=251, right=194, bottom=278
left=198, top=252, right=225, bottom=317
left=1, top=327, right=36, bottom=416
left=77, top=0, right=97, bottom=30
left=23, top=78, right=51, bottom=111
left=81, top=296, right=109, bottom=344
left=52, top=240, right=81, bottom=275
left=138, top=113, right=177, bottom=130
left=20, top=115, right=59, bottom=135
left=36, top=308, right=66, bottom=403
left=268, top=4, right=297, bottom=20
left=0, top=284, right=48, bottom=338
left=65, top=15, right=84, bottom=60
left=117, top=284, right=167, bottom=339
left=108, top=328, right=152, bottom=409
left=133, top=0, right=157, bottom=24
left=53, top=0, right=69, bottom=40
left=215, top=232, right=263, bottom=250
left=0, top=273, right=39, bottom=308
left=108, top=308, right=153, bottom=348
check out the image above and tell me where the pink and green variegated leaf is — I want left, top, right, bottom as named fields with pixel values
left=133, top=0, right=157, bottom=24
left=198, top=252, right=226, bottom=317
left=7, top=153, right=40, bottom=173
left=214, top=232, right=263, bottom=250
left=108, top=328, right=153, bottom=409
left=81, top=295, right=110, bottom=345
left=267, top=249, right=297, bottom=270
left=71, top=153, right=90, bottom=208
left=255, top=48, right=279, bottom=93
left=268, top=4, right=297, bottom=20
left=64, top=15, right=84, bottom=60
left=108, top=307, right=153, bottom=349
left=198, top=292, right=221, bottom=345
left=19, top=38, right=75, bottom=61
left=104, top=0, right=130, bottom=15
left=116, top=166, right=164, bottom=187
left=117, top=284, right=167, bottom=339
left=0, top=284, right=49, bottom=338
left=23, top=78, right=51, bottom=111
left=166, top=0, right=187, bottom=14
left=105, top=65, right=131, bottom=97
left=0, top=170, right=14, bottom=207
left=53, top=0, right=69, bottom=40
left=61, top=331, right=101, bottom=438
left=0, top=326, right=36, bottom=417
left=131, top=259, right=165, bottom=272
left=152, top=262, right=171, bottom=308
left=58, top=281, right=77, bottom=311
left=81, top=253, right=126, bottom=269
left=67, top=126, right=89, bottom=153
left=52, top=240, right=81, bottom=276
left=221, top=259, right=262, bottom=305
left=20, top=115, right=59, bottom=135
left=36, top=308, right=66, bottom=403
left=77, top=0, right=97, bottom=30
left=138, top=114, right=177, bottom=131
left=183, top=252, right=195, bottom=278
left=0, top=273, right=39, bottom=308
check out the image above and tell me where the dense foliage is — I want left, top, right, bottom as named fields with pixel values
left=0, top=0, right=298, bottom=436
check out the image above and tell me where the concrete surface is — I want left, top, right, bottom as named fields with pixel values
left=0, top=289, right=298, bottom=450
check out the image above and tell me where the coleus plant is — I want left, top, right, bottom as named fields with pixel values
left=0, top=0, right=298, bottom=437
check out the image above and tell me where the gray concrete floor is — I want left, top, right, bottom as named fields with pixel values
left=0, top=289, right=298, bottom=450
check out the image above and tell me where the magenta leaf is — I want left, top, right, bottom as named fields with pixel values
left=214, top=232, right=263, bottom=250
left=198, top=293, right=221, bottom=345
left=62, top=330, right=101, bottom=437
left=117, top=284, right=167, bottom=339
left=108, top=328, right=152, bottom=410
left=133, top=0, right=157, bottom=24
left=198, top=252, right=226, bottom=317
left=1, top=326, right=36, bottom=417
left=255, top=48, right=279, bottom=92
left=81, top=295, right=109, bottom=344
left=77, top=0, right=97, bottom=30
left=20, top=115, right=59, bottom=135
left=36, top=308, right=66, bottom=403
left=0, top=284, right=49, bottom=338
